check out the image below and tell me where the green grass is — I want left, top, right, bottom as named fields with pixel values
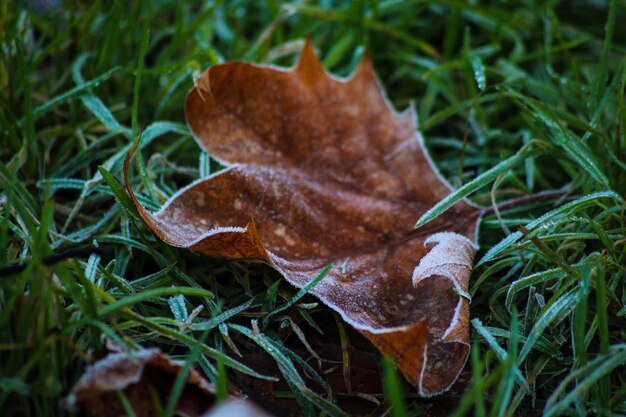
left=1, top=0, right=626, bottom=416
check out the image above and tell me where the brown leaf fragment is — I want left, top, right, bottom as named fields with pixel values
left=124, top=40, right=482, bottom=395
left=67, top=348, right=216, bottom=417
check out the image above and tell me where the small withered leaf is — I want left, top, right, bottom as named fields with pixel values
left=124, top=40, right=481, bottom=395
left=67, top=348, right=217, bottom=417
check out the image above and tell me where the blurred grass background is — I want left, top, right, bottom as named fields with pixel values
left=1, top=0, right=625, bottom=416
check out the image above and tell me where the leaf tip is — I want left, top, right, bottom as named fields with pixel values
left=414, top=215, right=430, bottom=229
left=296, top=37, right=324, bottom=76
left=354, top=49, right=374, bottom=76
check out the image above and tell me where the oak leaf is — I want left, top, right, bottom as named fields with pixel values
left=124, top=41, right=481, bottom=395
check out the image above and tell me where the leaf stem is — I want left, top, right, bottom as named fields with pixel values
left=480, top=189, right=573, bottom=217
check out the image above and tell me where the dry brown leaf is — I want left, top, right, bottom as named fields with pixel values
left=124, top=40, right=481, bottom=395
left=67, top=348, right=217, bottom=417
